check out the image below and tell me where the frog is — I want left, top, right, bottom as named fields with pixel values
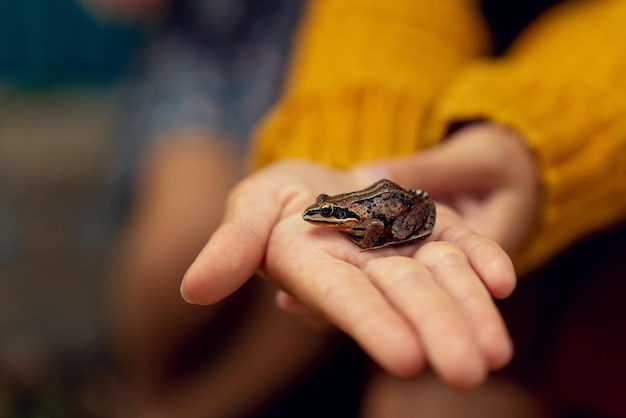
left=302, top=179, right=436, bottom=250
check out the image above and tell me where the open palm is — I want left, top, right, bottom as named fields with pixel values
left=182, top=160, right=516, bottom=388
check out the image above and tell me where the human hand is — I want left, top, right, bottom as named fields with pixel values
left=358, top=122, right=541, bottom=255
left=275, top=122, right=539, bottom=357
left=181, top=160, right=516, bottom=388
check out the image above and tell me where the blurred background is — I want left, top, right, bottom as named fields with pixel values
left=1, top=1, right=626, bottom=417
left=0, top=0, right=138, bottom=415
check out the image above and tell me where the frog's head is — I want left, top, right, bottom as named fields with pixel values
left=302, top=194, right=360, bottom=230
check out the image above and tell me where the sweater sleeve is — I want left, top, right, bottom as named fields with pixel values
left=424, top=0, right=626, bottom=272
left=250, top=0, right=489, bottom=169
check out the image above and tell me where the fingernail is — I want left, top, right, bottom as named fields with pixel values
left=180, top=265, right=193, bottom=304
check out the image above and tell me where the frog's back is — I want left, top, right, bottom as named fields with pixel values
left=350, top=188, right=416, bottom=218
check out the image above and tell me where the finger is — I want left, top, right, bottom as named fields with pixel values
left=355, top=135, right=503, bottom=197
left=415, top=241, right=513, bottom=370
left=273, top=254, right=427, bottom=378
left=439, top=224, right=517, bottom=299
left=464, top=188, right=538, bottom=255
left=366, top=256, right=486, bottom=388
left=181, top=177, right=283, bottom=305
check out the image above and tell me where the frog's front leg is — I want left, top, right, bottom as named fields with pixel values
left=348, top=218, right=385, bottom=249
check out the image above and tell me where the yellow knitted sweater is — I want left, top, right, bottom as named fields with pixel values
left=251, top=0, right=626, bottom=272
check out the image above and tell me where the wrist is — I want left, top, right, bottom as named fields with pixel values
left=452, top=121, right=540, bottom=190
left=449, top=122, right=542, bottom=253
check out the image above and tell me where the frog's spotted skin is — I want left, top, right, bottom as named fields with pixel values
left=302, top=179, right=436, bottom=250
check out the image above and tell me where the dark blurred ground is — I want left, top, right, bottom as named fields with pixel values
left=0, top=89, right=123, bottom=417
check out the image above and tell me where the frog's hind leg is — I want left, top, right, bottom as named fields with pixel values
left=390, top=227, right=433, bottom=248
left=391, top=214, right=417, bottom=240
left=360, top=230, right=433, bottom=251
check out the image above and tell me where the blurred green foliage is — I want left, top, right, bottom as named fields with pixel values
left=0, top=0, right=139, bottom=89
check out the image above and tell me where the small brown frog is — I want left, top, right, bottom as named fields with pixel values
left=302, top=179, right=436, bottom=250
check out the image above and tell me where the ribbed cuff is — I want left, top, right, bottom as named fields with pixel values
left=425, top=59, right=626, bottom=271
left=251, top=0, right=488, bottom=169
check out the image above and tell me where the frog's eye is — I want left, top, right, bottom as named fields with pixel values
left=320, top=204, right=333, bottom=217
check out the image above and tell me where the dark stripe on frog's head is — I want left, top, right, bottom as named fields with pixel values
left=302, top=205, right=360, bottom=226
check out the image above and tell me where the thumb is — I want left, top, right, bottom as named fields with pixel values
left=181, top=177, right=280, bottom=305
left=355, top=135, right=502, bottom=198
